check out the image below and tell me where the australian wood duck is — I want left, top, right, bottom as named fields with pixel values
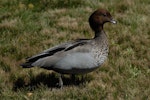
left=21, top=8, right=116, bottom=88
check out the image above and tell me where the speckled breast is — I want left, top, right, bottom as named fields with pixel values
left=92, top=45, right=109, bottom=66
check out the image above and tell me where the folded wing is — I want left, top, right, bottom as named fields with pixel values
left=21, top=39, right=92, bottom=69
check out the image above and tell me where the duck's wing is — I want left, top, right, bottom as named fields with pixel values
left=21, top=39, right=92, bottom=68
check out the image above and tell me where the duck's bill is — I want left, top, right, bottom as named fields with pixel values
left=110, top=19, right=117, bottom=24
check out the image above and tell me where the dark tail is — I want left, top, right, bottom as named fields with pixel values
left=20, top=62, right=34, bottom=68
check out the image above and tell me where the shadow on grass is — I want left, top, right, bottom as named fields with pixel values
left=13, top=72, right=92, bottom=91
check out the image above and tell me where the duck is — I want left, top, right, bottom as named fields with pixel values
left=21, top=8, right=116, bottom=88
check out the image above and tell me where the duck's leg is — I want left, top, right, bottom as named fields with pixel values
left=81, top=75, right=85, bottom=83
left=71, top=74, right=76, bottom=85
left=71, top=74, right=75, bottom=81
left=58, top=74, right=63, bottom=89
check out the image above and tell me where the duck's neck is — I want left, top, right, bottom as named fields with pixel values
left=94, top=26, right=105, bottom=38
left=93, top=27, right=108, bottom=47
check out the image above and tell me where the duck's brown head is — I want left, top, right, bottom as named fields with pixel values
left=89, top=8, right=116, bottom=32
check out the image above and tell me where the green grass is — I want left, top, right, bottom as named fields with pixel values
left=0, top=0, right=150, bottom=99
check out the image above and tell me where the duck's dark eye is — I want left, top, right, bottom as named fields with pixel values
left=102, top=14, right=107, bottom=16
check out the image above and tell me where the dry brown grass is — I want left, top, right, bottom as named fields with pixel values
left=0, top=0, right=150, bottom=99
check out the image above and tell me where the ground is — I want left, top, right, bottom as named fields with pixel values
left=0, top=0, right=150, bottom=99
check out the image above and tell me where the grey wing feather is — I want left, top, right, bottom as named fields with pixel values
left=21, top=39, right=89, bottom=68
left=26, top=42, right=72, bottom=62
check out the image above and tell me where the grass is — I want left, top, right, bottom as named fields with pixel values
left=0, top=0, right=150, bottom=99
